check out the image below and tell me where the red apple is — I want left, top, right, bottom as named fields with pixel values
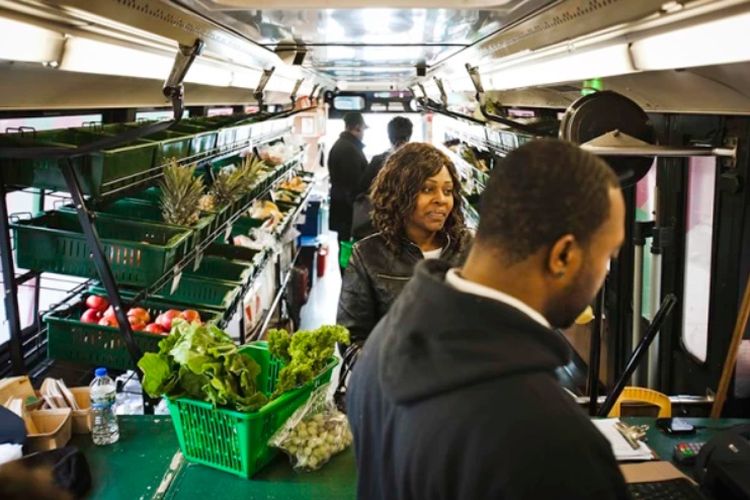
left=80, top=308, right=102, bottom=324
left=127, top=307, right=151, bottom=324
left=98, top=316, right=117, bottom=328
left=103, top=305, right=116, bottom=320
left=128, top=316, right=146, bottom=331
left=181, top=309, right=201, bottom=324
left=156, top=309, right=181, bottom=331
left=143, top=323, right=166, bottom=335
left=86, top=295, right=109, bottom=312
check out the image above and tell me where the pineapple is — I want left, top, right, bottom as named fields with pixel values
left=160, top=159, right=204, bottom=226
left=209, top=156, right=267, bottom=207
left=198, top=194, right=216, bottom=212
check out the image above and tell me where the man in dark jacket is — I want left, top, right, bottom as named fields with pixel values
left=347, top=139, right=629, bottom=500
left=328, top=111, right=368, bottom=246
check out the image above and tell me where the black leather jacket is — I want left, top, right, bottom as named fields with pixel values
left=337, top=230, right=473, bottom=345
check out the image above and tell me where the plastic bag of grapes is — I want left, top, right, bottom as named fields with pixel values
left=269, top=384, right=353, bottom=471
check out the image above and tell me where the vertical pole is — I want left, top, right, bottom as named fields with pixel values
left=587, top=289, right=605, bottom=416
left=648, top=252, right=662, bottom=389
left=0, top=170, right=25, bottom=374
left=632, top=244, right=644, bottom=384
left=59, top=160, right=142, bottom=367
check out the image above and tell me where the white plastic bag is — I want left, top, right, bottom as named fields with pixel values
left=269, top=385, right=353, bottom=472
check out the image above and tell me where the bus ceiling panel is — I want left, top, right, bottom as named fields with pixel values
left=173, top=1, right=554, bottom=64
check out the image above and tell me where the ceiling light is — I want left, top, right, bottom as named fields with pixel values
left=59, top=36, right=172, bottom=80
left=485, top=44, right=634, bottom=90
left=0, top=17, right=64, bottom=64
left=631, top=11, right=750, bottom=71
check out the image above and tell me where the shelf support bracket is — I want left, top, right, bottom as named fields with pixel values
left=290, top=78, right=305, bottom=108
left=465, top=63, right=543, bottom=136
left=163, top=39, right=204, bottom=121
left=254, top=67, right=276, bottom=110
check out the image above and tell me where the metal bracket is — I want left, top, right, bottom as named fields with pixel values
left=163, top=39, right=204, bottom=120
left=433, top=77, right=448, bottom=107
left=465, top=64, right=544, bottom=136
left=581, top=130, right=738, bottom=162
left=466, top=63, right=485, bottom=101
left=290, top=78, right=304, bottom=107
left=309, top=83, right=320, bottom=102
left=254, top=67, right=276, bottom=109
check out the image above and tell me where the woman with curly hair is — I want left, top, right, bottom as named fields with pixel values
left=337, top=142, right=473, bottom=347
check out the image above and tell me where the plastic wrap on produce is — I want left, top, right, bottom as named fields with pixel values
left=269, top=384, right=352, bottom=472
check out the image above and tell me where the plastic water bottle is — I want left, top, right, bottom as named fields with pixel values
left=90, top=367, right=119, bottom=445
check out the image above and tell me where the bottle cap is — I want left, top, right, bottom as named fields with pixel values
left=95, top=367, right=107, bottom=377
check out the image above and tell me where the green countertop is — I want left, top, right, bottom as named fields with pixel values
left=72, top=416, right=750, bottom=500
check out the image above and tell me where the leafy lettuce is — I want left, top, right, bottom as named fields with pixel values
left=268, top=325, right=350, bottom=398
left=138, top=320, right=267, bottom=412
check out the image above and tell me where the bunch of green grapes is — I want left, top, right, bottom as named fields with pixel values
left=279, top=411, right=353, bottom=471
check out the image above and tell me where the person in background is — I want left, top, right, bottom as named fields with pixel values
left=338, top=141, right=472, bottom=346
left=327, top=111, right=369, bottom=267
left=351, top=116, right=414, bottom=240
left=347, top=139, right=628, bottom=500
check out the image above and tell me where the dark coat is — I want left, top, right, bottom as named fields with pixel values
left=351, top=150, right=390, bottom=240
left=347, top=260, right=630, bottom=500
left=337, top=231, right=473, bottom=345
left=328, top=131, right=368, bottom=241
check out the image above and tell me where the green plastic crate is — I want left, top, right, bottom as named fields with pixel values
left=44, top=299, right=220, bottom=371
left=100, top=123, right=193, bottom=165
left=11, top=210, right=191, bottom=286
left=205, top=244, right=261, bottom=264
left=166, top=342, right=338, bottom=478
left=0, top=128, right=158, bottom=197
left=89, top=275, right=241, bottom=312
left=78, top=198, right=217, bottom=251
left=170, top=123, right=217, bottom=156
left=185, top=256, right=254, bottom=285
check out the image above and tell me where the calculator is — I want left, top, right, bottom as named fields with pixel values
left=673, top=442, right=705, bottom=465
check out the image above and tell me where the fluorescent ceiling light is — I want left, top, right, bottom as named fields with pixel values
left=231, top=67, right=263, bottom=89
left=631, top=11, right=750, bottom=71
left=485, top=44, right=634, bottom=90
left=59, top=36, right=172, bottom=80
left=186, top=60, right=233, bottom=87
left=265, top=74, right=296, bottom=93
left=0, top=17, right=64, bottom=64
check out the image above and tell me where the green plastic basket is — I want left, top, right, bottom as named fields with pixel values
left=100, top=123, right=193, bottom=166
left=169, top=123, right=217, bottom=156
left=79, top=198, right=217, bottom=251
left=166, top=341, right=338, bottom=478
left=89, top=274, right=241, bottom=312
left=44, top=300, right=220, bottom=371
left=0, top=128, right=158, bottom=197
left=11, top=210, right=191, bottom=286
left=204, top=244, right=261, bottom=265
left=184, top=255, right=254, bottom=285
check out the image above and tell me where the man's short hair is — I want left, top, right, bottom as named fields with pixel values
left=387, top=116, right=413, bottom=146
left=343, top=111, right=366, bottom=130
left=477, top=139, right=619, bottom=263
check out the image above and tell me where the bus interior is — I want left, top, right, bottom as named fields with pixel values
left=1, top=0, right=750, bottom=422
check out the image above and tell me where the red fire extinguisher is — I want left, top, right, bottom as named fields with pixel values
left=317, top=243, right=328, bottom=278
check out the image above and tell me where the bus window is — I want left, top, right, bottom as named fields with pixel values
left=681, top=157, right=717, bottom=362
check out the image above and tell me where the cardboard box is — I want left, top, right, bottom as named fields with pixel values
left=69, top=387, right=92, bottom=434
left=26, top=408, right=72, bottom=452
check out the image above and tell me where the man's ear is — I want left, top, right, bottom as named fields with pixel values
left=547, top=234, right=581, bottom=278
